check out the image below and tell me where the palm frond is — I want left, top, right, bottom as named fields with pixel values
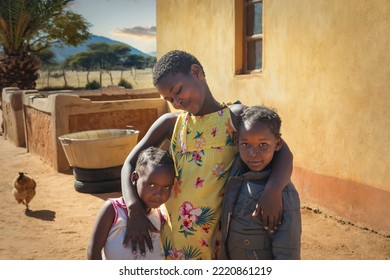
left=196, top=207, right=217, bottom=226
left=162, top=237, right=172, bottom=257
left=182, top=245, right=202, bottom=260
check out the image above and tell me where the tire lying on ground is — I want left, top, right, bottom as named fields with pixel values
left=72, top=165, right=122, bottom=182
left=74, top=179, right=122, bottom=194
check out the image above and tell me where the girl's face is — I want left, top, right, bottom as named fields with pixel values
left=238, top=122, right=282, bottom=172
left=156, top=65, right=206, bottom=115
left=133, top=165, right=174, bottom=210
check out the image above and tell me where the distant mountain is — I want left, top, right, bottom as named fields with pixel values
left=51, top=35, right=151, bottom=63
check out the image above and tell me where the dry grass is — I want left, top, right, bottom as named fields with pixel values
left=36, top=69, right=154, bottom=90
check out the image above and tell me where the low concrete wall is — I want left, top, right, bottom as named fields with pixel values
left=21, top=87, right=167, bottom=172
left=1, top=87, right=38, bottom=147
left=72, top=85, right=161, bottom=101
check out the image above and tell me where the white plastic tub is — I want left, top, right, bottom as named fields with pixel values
left=59, top=129, right=139, bottom=169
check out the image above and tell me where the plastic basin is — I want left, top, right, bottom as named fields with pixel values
left=59, top=129, right=139, bottom=169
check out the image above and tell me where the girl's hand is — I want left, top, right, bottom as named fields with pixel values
left=123, top=202, right=158, bottom=256
left=252, top=140, right=292, bottom=234
left=252, top=188, right=283, bottom=234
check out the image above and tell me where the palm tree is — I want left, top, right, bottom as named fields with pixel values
left=0, top=0, right=90, bottom=92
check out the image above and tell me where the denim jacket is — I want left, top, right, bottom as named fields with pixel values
left=220, top=155, right=301, bottom=260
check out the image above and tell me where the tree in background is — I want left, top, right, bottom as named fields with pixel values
left=88, top=42, right=131, bottom=86
left=37, top=48, right=58, bottom=88
left=123, top=54, right=150, bottom=84
left=144, top=56, right=157, bottom=69
left=0, top=0, right=91, bottom=92
left=66, top=42, right=132, bottom=88
left=66, top=51, right=95, bottom=84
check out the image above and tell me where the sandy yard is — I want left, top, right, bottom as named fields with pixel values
left=0, top=131, right=389, bottom=260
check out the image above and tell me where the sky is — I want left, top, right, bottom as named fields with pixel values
left=68, top=0, right=156, bottom=54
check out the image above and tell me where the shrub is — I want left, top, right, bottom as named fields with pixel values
left=85, top=80, right=101, bottom=89
left=118, top=78, right=133, bottom=89
left=50, top=72, right=64, bottom=78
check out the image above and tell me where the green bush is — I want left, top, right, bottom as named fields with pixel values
left=118, top=78, right=133, bottom=89
left=85, top=80, right=101, bottom=89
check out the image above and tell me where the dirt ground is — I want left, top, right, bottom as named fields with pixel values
left=0, top=132, right=389, bottom=260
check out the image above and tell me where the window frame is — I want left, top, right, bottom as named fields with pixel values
left=242, top=0, right=263, bottom=75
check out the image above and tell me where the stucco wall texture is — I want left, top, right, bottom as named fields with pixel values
left=21, top=90, right=168, bottom=172
left=2, top=89, right=26, bottom=147
left=156, top=0, right=390, bottom=234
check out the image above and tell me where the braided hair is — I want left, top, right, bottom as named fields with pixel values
left=135, top=147, right=174, bottom=176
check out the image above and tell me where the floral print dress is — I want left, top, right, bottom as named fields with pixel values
left=161, top=105, right=238, bottom=259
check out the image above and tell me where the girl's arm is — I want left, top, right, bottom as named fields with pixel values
left=253, top=139, right=293, bottom=233
left=121, top=112, right=178, bottom=255
left=87, top=200, right=115, bottom=260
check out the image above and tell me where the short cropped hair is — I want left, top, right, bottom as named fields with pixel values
left=239, top=105, right=282, bottom=138
left=152, top=50, right=205, bottom=86
left=135, top=147, right=174, bottom=176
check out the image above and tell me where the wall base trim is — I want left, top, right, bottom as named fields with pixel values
left=292, top=166, right=390, bottom=236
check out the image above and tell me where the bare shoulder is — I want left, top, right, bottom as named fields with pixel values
left=227, top=103, right=245, bottom=127
left=158, top=111, right=179, bottom=124
left=154, top=112, right=179, bottom=135
left=228, top=103, right=245, bottom=116
left=95, top=199, right=116, bottom=221
left=101, top=199, right=115, bottom=213
left=138, top=111, right=179, bottom=147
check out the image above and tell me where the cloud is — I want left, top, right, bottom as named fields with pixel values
left=112, top=26, right=156, bottom=40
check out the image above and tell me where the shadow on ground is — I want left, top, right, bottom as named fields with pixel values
left=25, top=209, right=56, bottom=221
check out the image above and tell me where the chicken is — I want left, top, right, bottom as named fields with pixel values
left=12, top=172, right=36, bottom=212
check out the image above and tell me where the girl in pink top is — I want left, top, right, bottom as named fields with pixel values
left=87, top=147, right=175, bottom=260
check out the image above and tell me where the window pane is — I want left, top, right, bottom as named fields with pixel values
left=246, top=2, right=262, bottom=36
left=247, top=39, right=262, bottom=70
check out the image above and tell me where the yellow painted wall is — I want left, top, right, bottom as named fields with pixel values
left=157, top=0, right=390, bottom=233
